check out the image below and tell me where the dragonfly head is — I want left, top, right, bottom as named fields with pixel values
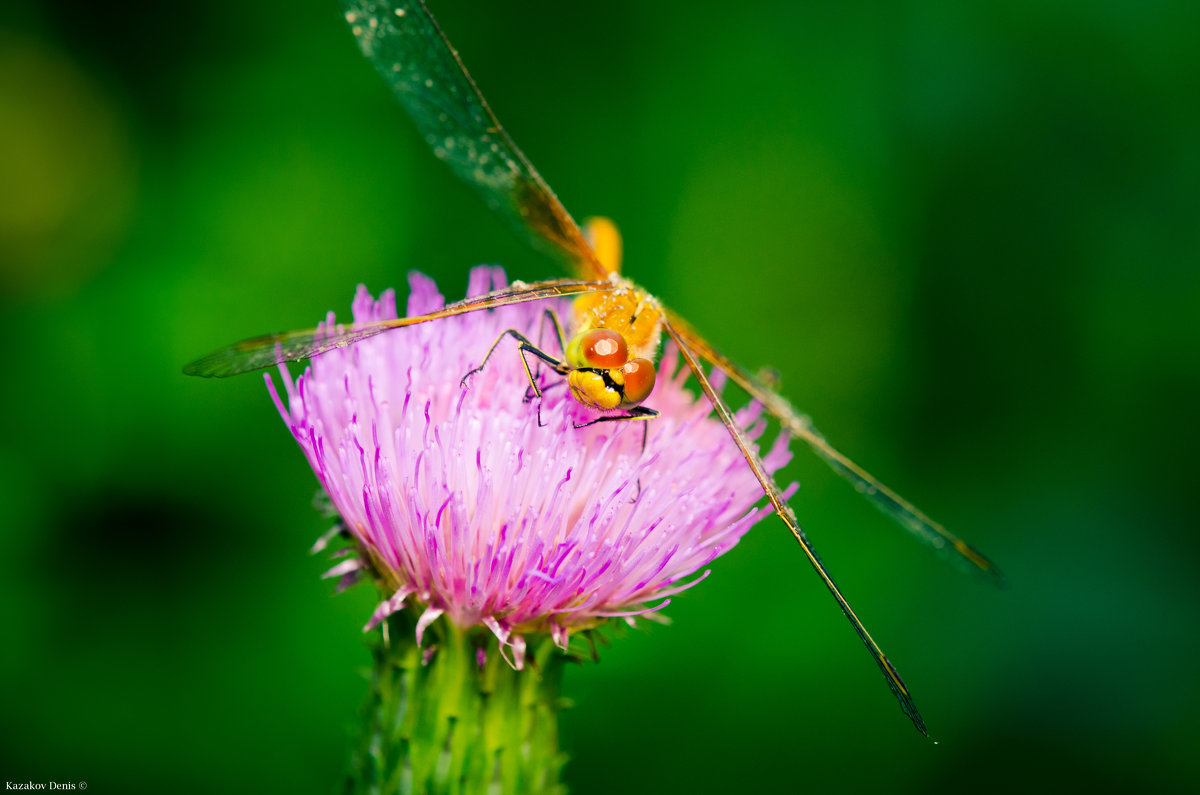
left=565, top=328, right=656, bottom=410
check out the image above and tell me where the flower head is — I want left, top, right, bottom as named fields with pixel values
left=268, top=267, right=793, bottom=665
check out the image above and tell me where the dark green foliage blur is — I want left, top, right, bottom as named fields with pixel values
left=2, top=0, right=1197, bottom=792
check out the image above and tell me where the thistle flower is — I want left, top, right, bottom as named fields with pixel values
left=265, top=266, right=794, bottom=792
left=268, top=266, right=793, bottom=662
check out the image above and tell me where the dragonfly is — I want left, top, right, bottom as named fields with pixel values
left=185, top=0, right=1006, bottom=736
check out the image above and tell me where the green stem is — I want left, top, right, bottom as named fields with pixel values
left=347, top=611, right=568, bottom=795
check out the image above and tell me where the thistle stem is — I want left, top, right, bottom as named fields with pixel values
left=347, top=612, right=568, bottom=795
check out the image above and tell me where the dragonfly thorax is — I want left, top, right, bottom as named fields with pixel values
left=571, top=276, right=663, bottom=362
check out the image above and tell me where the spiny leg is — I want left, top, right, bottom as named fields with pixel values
left=534, top=308, right=570, bottom=354
left=461, top=328, right=568, bottom=426
left=461, top=328, right=566, bottom=392
left=571, top=405, right=659, bottom=430
left=526, top=309, right=571, bottom=401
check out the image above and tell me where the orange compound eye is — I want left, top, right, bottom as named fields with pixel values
left=619, top=358, right=656, bottom=407
left=566, top=328, right=628, bottom=369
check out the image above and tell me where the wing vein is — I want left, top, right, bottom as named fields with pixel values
left=667, top=310, right=1006, bottom=588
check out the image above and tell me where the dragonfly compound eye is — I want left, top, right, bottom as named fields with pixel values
left=619, top=358, right=656, bottom=407
left=566, top=328, right=628, bottom=370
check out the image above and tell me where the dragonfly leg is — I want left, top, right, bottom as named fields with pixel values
left=526, top=309, right=570, bottom=400
left=461, top=328, right=569, bottom=427
left=533, top=308, right=569, bottom=355
left=571, top=405, right=659, bottom=430
left=460, top=328, right=567, bottom=390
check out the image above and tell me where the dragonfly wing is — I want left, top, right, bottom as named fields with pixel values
left=664, top=320, right=928, bottom=736
left=340, top=0, right=609, bottom=281
left=667, top=310, right=1007, bottom=588
left=184, top=278, right=612, bottom=378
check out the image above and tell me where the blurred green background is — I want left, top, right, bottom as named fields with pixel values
left=2, top=0, right=1197, bottom=792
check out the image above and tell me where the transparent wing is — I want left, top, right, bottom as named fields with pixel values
left=663, top=320, right=928, bottom=736
left=340, top=0, right=609, bottom=281
left=184, top=278, right=612, bottom=378
left=667, top=310, right=1007, bottom=588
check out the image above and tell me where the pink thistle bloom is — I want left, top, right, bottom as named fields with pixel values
left=267, top=266, right=794, bottom=666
